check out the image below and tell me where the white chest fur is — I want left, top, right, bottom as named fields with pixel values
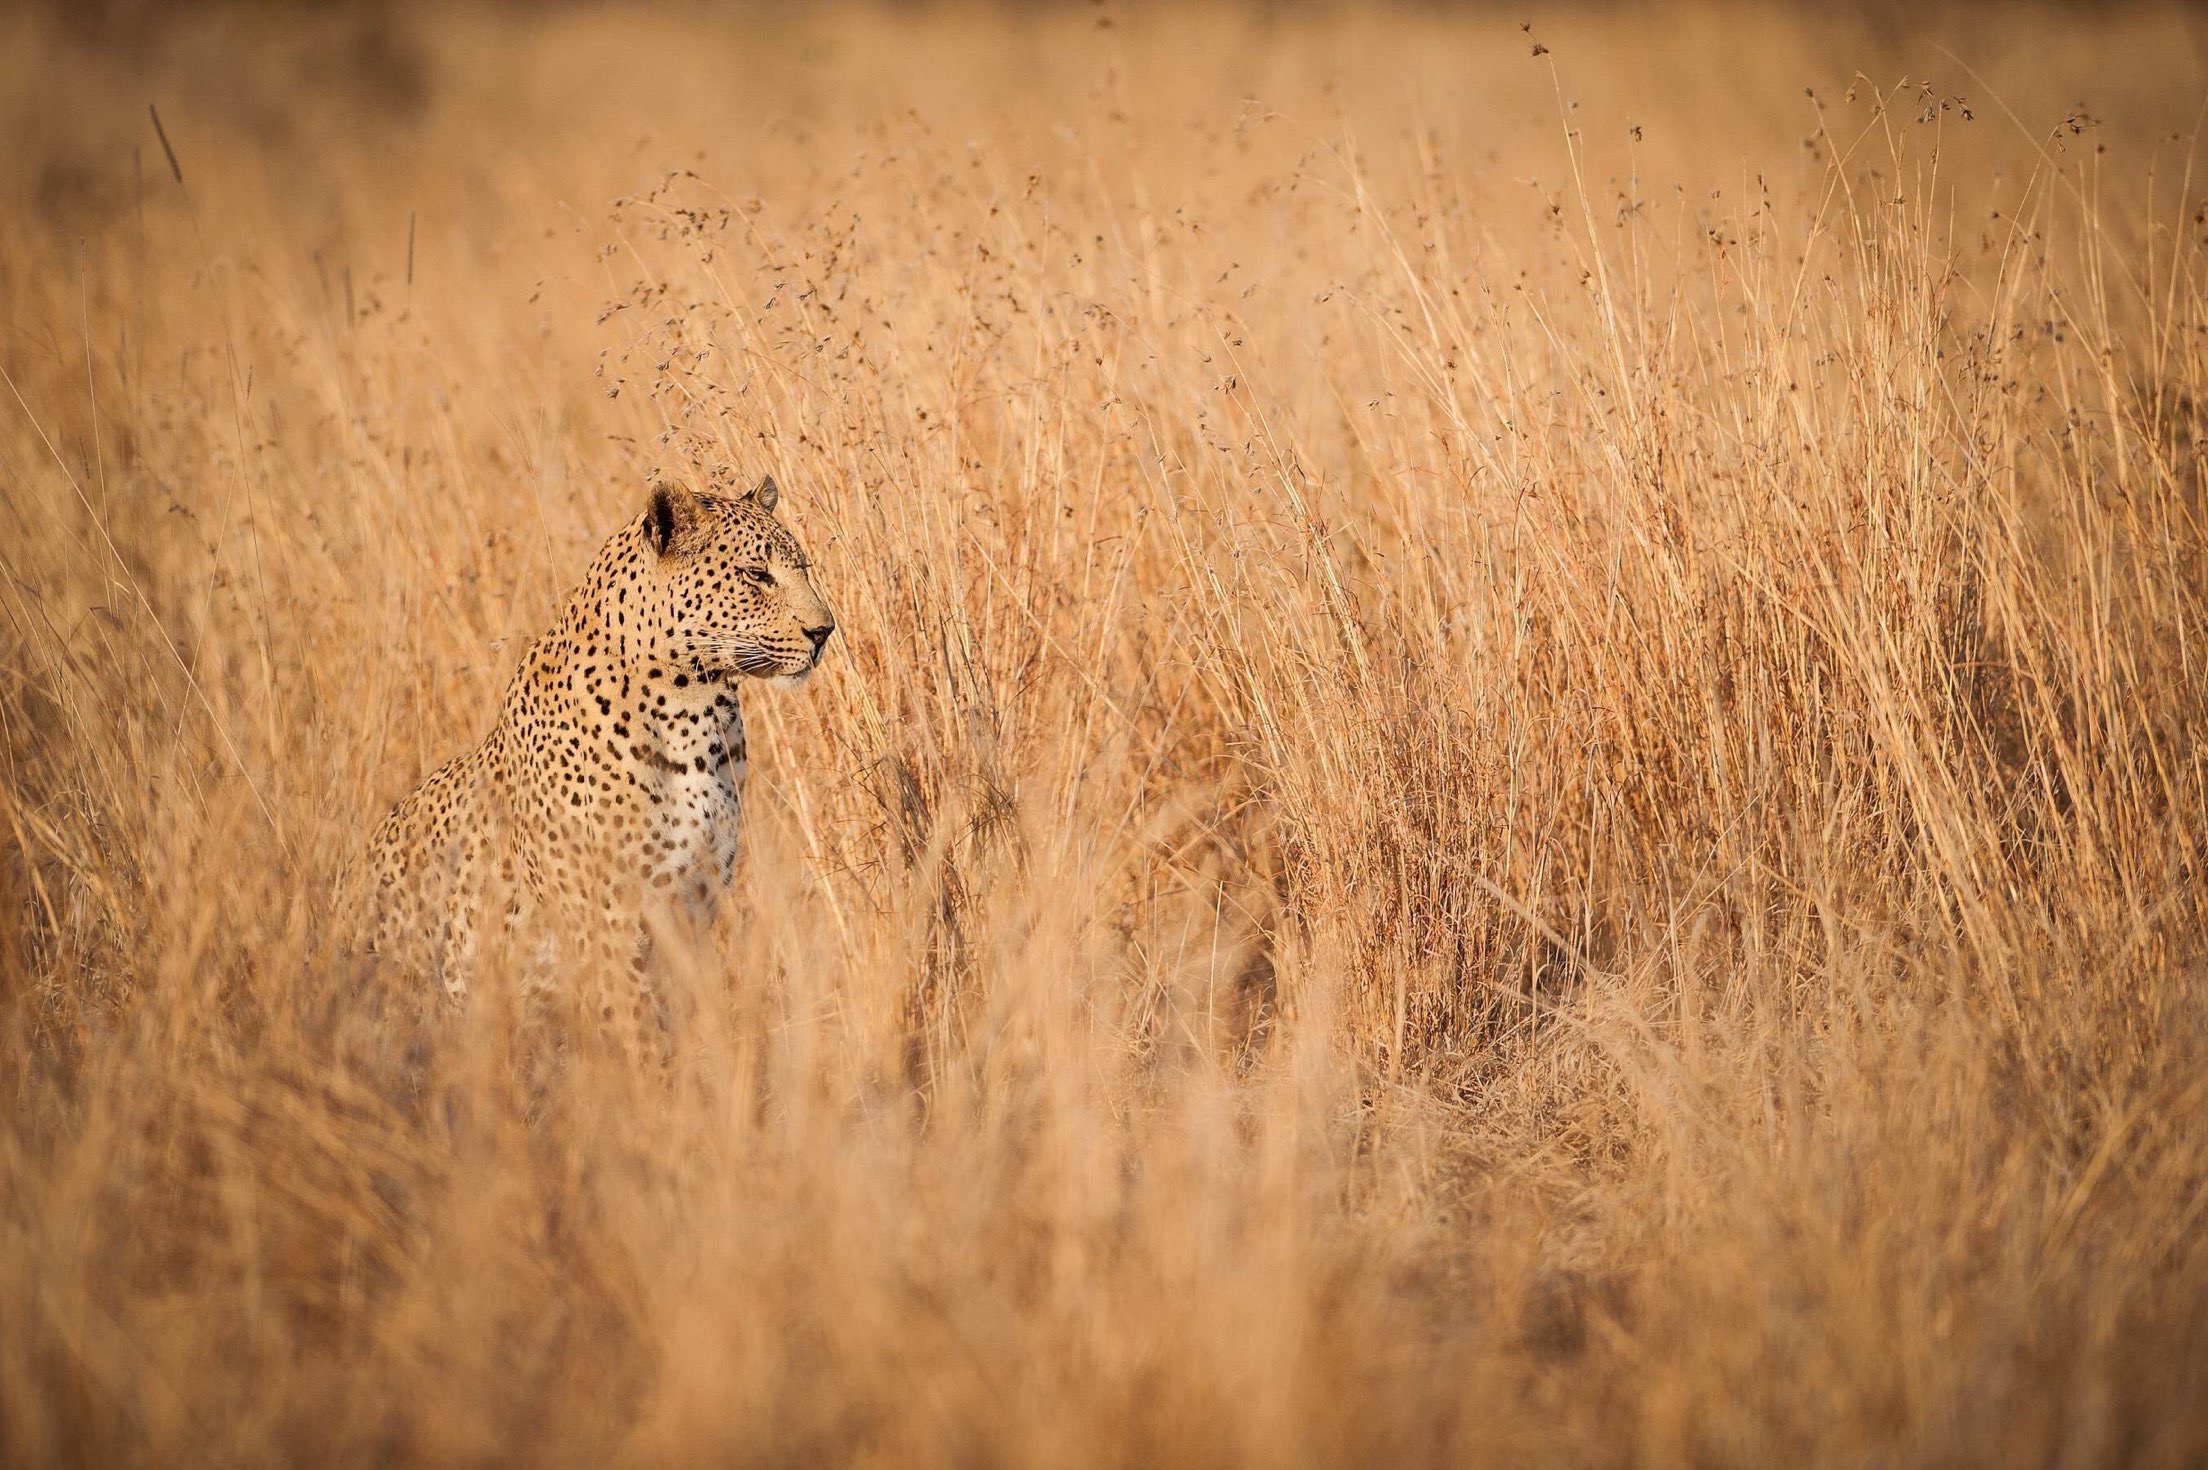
left=639, top=696, right=748, bottom=915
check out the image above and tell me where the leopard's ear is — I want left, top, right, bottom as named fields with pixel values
left=646, top=479, right=706, bottom=556
left=745, top=474, right=779, bottom=513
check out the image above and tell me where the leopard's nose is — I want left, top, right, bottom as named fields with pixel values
left=804, top=623, right=835, bottom=660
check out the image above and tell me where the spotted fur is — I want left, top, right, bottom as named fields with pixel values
left=359, top=474, right=833, bottom=999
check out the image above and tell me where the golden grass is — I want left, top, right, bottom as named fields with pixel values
left=3, top=3, right=2207, bottom=1463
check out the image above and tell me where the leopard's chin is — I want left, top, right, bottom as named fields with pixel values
left=763, top=667, right=814, bottom=691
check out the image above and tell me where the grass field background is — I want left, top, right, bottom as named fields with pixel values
left=3, top=3, right=2207, bottom=1463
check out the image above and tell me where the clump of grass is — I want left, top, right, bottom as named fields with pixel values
left=2, top=3, right=2206, bottom=1465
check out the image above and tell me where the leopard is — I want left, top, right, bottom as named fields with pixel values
left=357, top=472, right=834, bottom=1002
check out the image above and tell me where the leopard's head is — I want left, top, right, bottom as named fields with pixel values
left=639, top=474, right=835, bottom=687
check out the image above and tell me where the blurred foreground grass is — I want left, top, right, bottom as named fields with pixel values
left=3, top=3, right=2207, bottom=1464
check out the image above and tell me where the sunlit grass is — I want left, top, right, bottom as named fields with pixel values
left=2, top=3, right=2205, bottom=1464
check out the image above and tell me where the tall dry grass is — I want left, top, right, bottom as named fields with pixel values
left=3, top=3, right=2206, bottom=1464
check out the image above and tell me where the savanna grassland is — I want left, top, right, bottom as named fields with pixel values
left=3, top=2, right=2207, bottom=1464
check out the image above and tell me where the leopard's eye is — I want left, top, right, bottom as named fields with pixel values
left=741, top=567, right=774, bottom=587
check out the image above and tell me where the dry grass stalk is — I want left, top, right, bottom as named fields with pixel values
left=1, top=4, right=2205, bottom=1465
